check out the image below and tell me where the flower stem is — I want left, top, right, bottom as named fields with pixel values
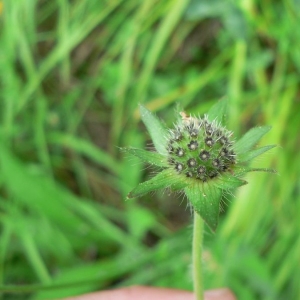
left=193, top=211, right=204, bottom=300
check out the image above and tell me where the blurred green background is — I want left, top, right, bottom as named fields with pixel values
left=0, top=1, right=299, bottom=299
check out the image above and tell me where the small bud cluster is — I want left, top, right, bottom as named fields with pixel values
left=167, top=115, right=236, bottom=182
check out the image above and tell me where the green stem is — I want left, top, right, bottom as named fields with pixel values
left=193, top=212, right=204, bottom=300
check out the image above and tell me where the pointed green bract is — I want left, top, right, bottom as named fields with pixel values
left=122, top=147, right=168, bottom=168
left=171, top=180, right=190, bottom=191
left=234, top=166, right=277, bottom=177
left=139, top=105, right=168, bottom=155
left=239, top=144, right=276, bottom=162
left=207, top=99, right=227, bottom=124
left=127, top=103, right=274, bottom=232
left=185, top=183, right=222, bottom=231
left=127, top=169, right=188, bottom=199
left=234, top=125, right=271, bottom=154
left=214, top=175, right=247, bottom=190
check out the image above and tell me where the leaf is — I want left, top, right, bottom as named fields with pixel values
left=119, top=131, right=144, bottom=198
left=222, top=5, right=248, bottom=40
left=0, top=145, right=132, bottom=247
left=185, top=0, right=229, bottom=20
left=185, top=182, right=222, bottom=231
left=0, top=146, right=84, bottom=231
left=207, top=99, right=227, bottom=124
left=170, top=181, right=189, bottom=191
left=127, top=206, right=157, bottom=240
left=239, top=145, right=276, bottom=162
left=214, top=175, right=247, bottom=190
left=121, top=147, right=168, bottom=168
left=34, top=251, right=143, bottom=299
left=139, top=105, right=168, bottom=155
left=127, top=169, right=188, bottom=199
left=234, top=126, right=272, bottom=154
left=48, top=133, right=121, bottom=174
left=185, top=1, right=248, bottom=40
left=234, top=167, right=277, bottom=177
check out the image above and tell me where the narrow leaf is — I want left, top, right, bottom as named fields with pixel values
left=48, top=133, right=121, bottom=174
left=185, top=183, right=222, bottom=231
left=139, top=105, right=168, bottom=155
left=127, top=170, right=188, bottom=199
left=239, top=144, right=276, bottom=162
left=234, top=126, right=272, bottom=154
left=121, top=147, right=168, bottom=168
left=214, top=175, right=247, bottom=190
left=235, top=167, right=277, bottom=177
left=170, top=181, right=189, bottom=191
left=207, top=99, right=227, bottom=124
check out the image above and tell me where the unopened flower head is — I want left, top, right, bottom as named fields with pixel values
left=125, top=101, right=275, bottom=231
left=167, top=114, right=235, bottom=182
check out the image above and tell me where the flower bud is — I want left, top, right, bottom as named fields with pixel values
left=166, top=116, right=236, bottom=182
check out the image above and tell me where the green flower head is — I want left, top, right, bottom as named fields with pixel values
left=124, top=101, right=275, bottom=231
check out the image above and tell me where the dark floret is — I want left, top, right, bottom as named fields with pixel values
left=190, top=128, right=199, bottom=137
left=197, top=165, right=206, bottom=174
left=205, top=137, right=215, bottom=147
left=186, top=171, right=193, bottom=178
left=168, top=157, right=175, bottom=165
left=205, top=125, right=213, bottom=136
left=220, top=165, right=228, bottom=172
left=167, top=144, right=174, bottom=154
left=199, top=150, right=210, bottom=161
left=227, top=150, right=236, bottom=163
left=212, top=158, right=221, bottom=167
left=219, top=147, right=229, bottom=156
left=176, top=147, right=185, bottom=157
left=197, top=174, right=207, bottom=182
left=188, top=140, right=199, bottom=151
left=172, top=129, right=183, bottom=141
left=219, top=135, right=228, bottom=145
left=187, top=158, right=197, bottom=167
left=215, top=129, right=223, bottom=137
left=208, top=170, right=218, bottom=178
left=175, top=162, right=184, bottom=172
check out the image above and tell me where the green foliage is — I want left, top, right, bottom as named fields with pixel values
left=239, top=145, right=276, bottom=163
left=207, top=99, right=228, bottom=124
left=139, top=105, right=168, bottom=155
left=0, top=1, right=299, bottom=300
left=121, top=147, right=168, bottom=168
left=127, top=169, right=188, bottom=198
left=185, top=183, right=222, bottom=231
left=127, top=103, right=273, bottom=231
left=234, top=126, right=272, bottom=154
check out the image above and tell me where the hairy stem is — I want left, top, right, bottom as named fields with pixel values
left=193, top=212, right=204, bottom=300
